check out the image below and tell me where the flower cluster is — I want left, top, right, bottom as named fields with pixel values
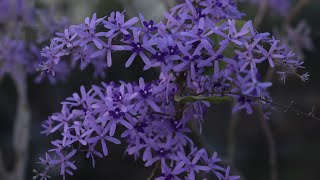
left=36, top=0, right=309, bottom=179
left=0, top=0, right=68, bottom=83
left=245, top=0, right=291, bottom=16
left=274, top=20, right=313, bottom=60
left=37, top=77, right=240, bottom=180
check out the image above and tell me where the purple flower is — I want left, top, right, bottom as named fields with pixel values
left=257, top=40, right=284, bottom=68
left=62, top=126, right=88, bottom=146
left=180, top=18, right=213, bottom=50
left=41, top=117, right=54, bottom=136
left=50, top=105, right=75, bottom=133
left=41, top=41, right=66, bottom=64
left=108, top=108, right=125, bottom=119
left=139, top=14, right=158, bottom=33
left=77, top=13, right=106, bottom=49
left=222, top=166, right=240, bottom=180
left=54, top=28, right=77, bottom=48
left=155, top=162, right=181, bottom=180
left=144, top=135, right=179, bottom=167
left=36, top=1, right=309, bottom=179
left=38, top=153, right=52, bottom=167
left=86, top=120, right=121, bottom=156
left=85, top=144, right=103, bottom=168
left=237, top=50, right=262, bottom=72
left=49, top=150, right=77, bottom=179
left=134, top=121, right=148, bottom=133
left=143, top=20, right=158, bottom=32
left=124, top=29, right=154, bottom=67
left=173, top=43, right=202, bottom=80
left=211, top=20, right=251, bottom=48
left=71, top=45, right=94, bottom=70
left=103, top=11, right=139, bottom=37
left=232, top=96, right=253, bottom=114
left=90, top=37, right=126, bottom=67
left=136, top=78, right=161, bottom=111
left=173, top=149, right=211, bottom=180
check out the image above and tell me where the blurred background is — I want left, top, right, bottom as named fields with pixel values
left=0, top=0, right=320, bottom=179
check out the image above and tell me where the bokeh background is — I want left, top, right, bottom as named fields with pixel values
left=0, top=0, right=320, bottom=179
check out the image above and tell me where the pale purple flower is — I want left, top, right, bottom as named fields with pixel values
left=103, top=11, right=139, bottom=37
left=222, top=166, right=240, bottom=180
left=125, top=29, right=154, bottom=67
left=49, top=150, right=77, bottom=179
left=257, top=40, right=284, bottom=68
left=86, top=120, right=121, bottom=156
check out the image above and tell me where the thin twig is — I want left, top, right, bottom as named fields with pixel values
left=188, top=121, right=215, bottom=153
left=226, top=85, right=240, bottom=168
left=226, top=112, right=239, bottom=167
left=151, top=111, right=173, bottom=117
left=257, top=103, right=278, bottom=180
left=147, top=161, right=160, bottom=180
left=253, top=0, right=268, bottom=28
left=162, top=0, right=172, bottom=11
left=262, top=56, right=277, bottom=180
left=285, top=0, right=312, bottom=28
left=0, top=150, right=8, bottom=179
left=193, top=91, right=320, bottom=121
left=0, top=69, right=31, bottom=180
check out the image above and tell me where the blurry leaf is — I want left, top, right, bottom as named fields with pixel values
left=235, top=20, right=246, bottom=30
left=202, top=61, right=227, bottom=75
left=215, top=19, right=247, bottom=30
left=203, top=67, right=214, bottom=75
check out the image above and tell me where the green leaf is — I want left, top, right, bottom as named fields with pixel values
left=202, top=61, right=227, bottom=76
left=215, top=19, right=247, bottom=30
left=203, top=67, right=214, bottom=75
left=174, top=95, right=232, bottom=104
left=235, top=20, right=247, bottom=30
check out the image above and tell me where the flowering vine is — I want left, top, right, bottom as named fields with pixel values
left=0, top=1, right=69, bottom=180
left=35, top=0, right=311, bottom=179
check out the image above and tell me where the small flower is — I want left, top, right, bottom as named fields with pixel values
left=222, top=166, right=240, bottom=180
left=134, top=121, right=148, bottom=133
left=257, top=40, right=284, bottom=68
left=86, top=121, right=121, bottom=156
left=124, top=29, right=154, bottom=67
left=49, top=150, right=77, bottom=178
left=41, top=40, right=66, bottom=64
left=300, top=72, right=310, bottom=82
left=108, top=108, right=125, bottom=119
left=143, top=20, right=158, bottom=32
left=103, top=11, right=139, bottom=37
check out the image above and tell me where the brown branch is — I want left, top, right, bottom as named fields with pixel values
left=285, top=0, right=312, bottom=28
left=147, top=161, right=160, bottom=180
left=257, top=103, right=278, bottom=180
left=151, top=111, right=173, bottom=117
left=13, top=70, right=31, bottom=180
left=253, top=0, right=268, bottom=28
left=0, top=150, right=9, bottom=179
left=0, top=69, right=31, bottom=180
left=226, top=112, right=239, bottom=167
left=194, top=91, right=320, bottom=121
left=162, top=0, right=173, bottom=11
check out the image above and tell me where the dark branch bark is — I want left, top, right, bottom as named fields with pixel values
left=258, top=103, right=278, bottom=180
left=0, top=70, right=30, bottom=180
left=227, top=112, right=239, bottom=167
